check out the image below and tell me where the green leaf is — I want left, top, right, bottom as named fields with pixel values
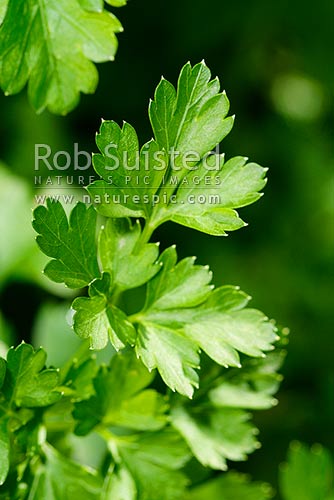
left=110, top=430, right=190, bottom=500
left=29, top=444, right=102, bottom=499
left=0, top=418, right=10, bottom=486
left=135, top=246, right=213, bottom=398
left=148, top=285, right=278, bottom=366
left=0, top=0, right=124, bottom=114
left=149, top=61, right=233, bottom=175
left=279, top=442, right=334, bottom=500
left=143, top=246, right=213, bottom=311
left=87, top=62, right=267, bottom=237
left=72, top=273, right=136, bottom=350
left=135, top=257, right=277, bottom=397
left=3, top=343, right=60, bottom=408
left=136, top=322, right=200, bottom=399
left=74, top=350, right=167, bottom=435
left=184, top=307, right=277, bottom=366
left=99, top=218, right=160, bottom=290
left=209, top=350, right=285, bottom=410
left=148, top=78, right=176, bottom=152
left=87, top=121, right=168, bottom=218
left=33, top=201, right=100, bottom=288
left=169, top=156, right=267, bottom=236
left=187, top=471, right=273, bottom=500
left=171, top=406, right=259, bottom=471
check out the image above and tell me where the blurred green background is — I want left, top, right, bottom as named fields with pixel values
left=0, top=0, right=333, bottom=494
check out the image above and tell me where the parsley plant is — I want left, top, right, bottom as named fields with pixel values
left=0, top=62, right=286, bottom=499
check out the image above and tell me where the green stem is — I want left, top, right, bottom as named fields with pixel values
left=109, top=286, right=123, bottom=306
left=134, top=207, right=170, bottom=253
left=133, top=220, right=156, bottom=253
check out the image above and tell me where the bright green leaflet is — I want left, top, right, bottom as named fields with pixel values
left=0, top=0, right=125, bottom=114
left=87, top=61, right=267, bottom=236
left=33, top=200, right=100, bottom=289
left=169, top=155, right=267, bottom=236
left=3, top=343, right=60, bottom=407
left=149, top=61, right=233, bottom=172
left=72, top=273, right=137, bottom=350
left=88, top=121, right=168, bottom=219
left=134, top=246, right=212, bottom=398
left=134, top=256, right=278, bottom=398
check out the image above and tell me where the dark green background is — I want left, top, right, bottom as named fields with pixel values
left=0, top=0, right=333, bottom=493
